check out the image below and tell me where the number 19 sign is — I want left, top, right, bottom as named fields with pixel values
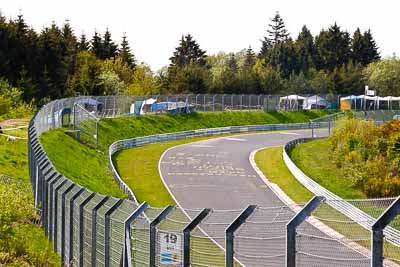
left=160, top=232, right=182, bottom=265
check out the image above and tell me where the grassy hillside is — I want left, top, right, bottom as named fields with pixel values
left=0, top=126, right=61, bottom=266
left=41, top=110, right=332, bottom=198
left=290, top=138, right=366, bottom=199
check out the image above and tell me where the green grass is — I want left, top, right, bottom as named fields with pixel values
left=254, top=147, right=313, bottom=203
left=41, top=110, right=331, bottom=198
left=0, top=136, right=28, bottom=180
left=0, top=125, right=61, bottom=266
left=40, top=130, right=126, bottom=198
left=114, top=136, right=224, bottom=206
left=290, top=138, right=366, bottom=199
left=97, top=110, right=332, bottom=150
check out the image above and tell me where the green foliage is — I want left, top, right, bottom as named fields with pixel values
left=329, top=118, right=400, bottom=197
left=363, top=58, right=400, bottom=96
left=0, top=126, right=60, bottom=265
left=0, top=177, right=61, bottom=266
left=0, top=78, right=35, bottom=119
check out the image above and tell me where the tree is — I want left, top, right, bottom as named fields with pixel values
left=168, top=34, right=209, bottom=93
left=98, top=70, right=127, bottom=95
left=295, top=25, right=317, bottom=73
left=363, top=58, right=400, bottom=96
left=265, top=38, right=298, bottom=78
left=242, top=46, right=256, bottom=72
left=267, top=11, right=289, bottom=46
left=362, top=30, right=380, bottom=65
left=169, top=34, right=207, bottom=67
left=90, top=31, right=103, bottom=59
left=102, top=28, right=118, bottom=59
left=118, top=33, right=136, bottom=68
left=67, top=51, right=102, bottom=96
left=78, top=33, right=90, bottom=51
left=315, top=23, right=351, bottom=71
left=128, top=63, right=159, bottom=95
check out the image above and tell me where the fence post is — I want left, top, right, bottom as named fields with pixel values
left=79, top=192, right=96, bottom=267
left=123, top=202, right=149, bottom=267
left=68, top=187, right=85, bottom=264
left=91, top=196, right=110, bottom=267
left=183, top=208, right=212, bottom=267
left=371, top=196, right=400, bottom=267
left=60, top=183, right=75, bottom=265
left=203, top=95, right=206, bottom=112
left=150, top=206, right=174, bottom=267
left=225, top=205, right=256, bottom=267
left=104, top=199, right=124, bottom=267
left=286, top=196, right=324, bottom=267
left=222, top=95, right=225, bottom=111
left=53, top=179, right=68, bottom=249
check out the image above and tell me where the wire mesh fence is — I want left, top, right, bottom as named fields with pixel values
left=26, top=96, right=400, bottom=266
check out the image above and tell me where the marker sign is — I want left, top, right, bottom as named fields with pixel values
left=159, top=232, right=182, bottom=265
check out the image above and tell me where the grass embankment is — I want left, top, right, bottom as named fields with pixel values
left=255, top=147, right=313, bottom=203
left=0, top=126, right=61, bottom=266
left=290, top=138, right=366, bottom=199
left=41, top=110, right=331, bottom=199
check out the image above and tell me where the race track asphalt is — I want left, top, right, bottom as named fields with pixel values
left=158, top=129, right=373, bottom=266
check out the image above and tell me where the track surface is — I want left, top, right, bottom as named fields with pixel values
left=159, top=129, right=327, bottom=209
left=158, top=129, right=372, bottom=266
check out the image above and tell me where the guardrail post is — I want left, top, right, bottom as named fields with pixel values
left=104, top=199, right=124, bottom=267
left=286, top=196, right=324, bottom=267
left=91, top=196, right=110, bottom=267
left=183, top=208, right=212, bottom=266
left=150, top=206, right=174, bottom=267
left=225, top=205, right=256, bottom=267
left=123, top=202, right=149, bottom=267
left=371, top=196, right=400, bottom=267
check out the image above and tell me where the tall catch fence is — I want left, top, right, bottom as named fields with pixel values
left=27, top=95, right=400, bottom=266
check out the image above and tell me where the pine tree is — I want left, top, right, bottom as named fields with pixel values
left=169, top=34, right=207, bottom=67
left=102, top=28, right=118, bottom=59
left=90, top=30, right=103, bottom=59
left=315, top=23, right=351, bottom=71
left=227, top=53, right=238, bottom=72
left=295, top=25, right=317, bottom=73
left=267, top=11, right=289, bottom=45
left=118, top=33, right=136, bottom=68
left=243, top=46, right=256, bottom=71
left=259, top=37, right=272, bottom=59
left=351, top=28, right=365, bottom=65
left=78, top=33, right=90, bottom=51
left=362, top=30, right=380, bottom=65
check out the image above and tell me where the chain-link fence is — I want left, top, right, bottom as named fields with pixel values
left=28, top=96, right=400, bottom=266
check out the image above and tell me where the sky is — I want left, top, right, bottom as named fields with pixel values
left=2, top=0, right=399, bottom=71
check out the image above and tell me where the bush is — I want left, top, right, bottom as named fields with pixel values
left=330, top=118, right=400, bottom=197
left=364, top=176, right=400, bottom=198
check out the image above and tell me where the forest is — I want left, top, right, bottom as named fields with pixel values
left=1, top=10, right=400, bottom=113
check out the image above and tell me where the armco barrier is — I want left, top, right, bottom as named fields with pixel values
left=27, top=96, right=400, bottom=266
